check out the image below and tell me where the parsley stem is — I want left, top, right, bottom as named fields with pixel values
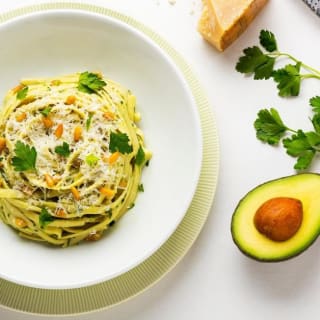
left=301, top=74, right=320, bottom=80
left=268, top=52, right=320, bottom=77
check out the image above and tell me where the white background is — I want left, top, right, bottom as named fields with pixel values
left=0, top=0, right=320, bottom=319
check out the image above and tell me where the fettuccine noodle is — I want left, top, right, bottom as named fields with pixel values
left=0, top=72, right=151, bottom=247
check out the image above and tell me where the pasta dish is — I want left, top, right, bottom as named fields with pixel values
left=0, top=71, right=151, bottom=246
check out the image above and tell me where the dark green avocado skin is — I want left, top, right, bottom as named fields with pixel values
left=230, top=173, right=320, bottom=262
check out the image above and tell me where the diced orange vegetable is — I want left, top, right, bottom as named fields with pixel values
left=44, top=174, right=55, bottom=187
left=42, top=116, right=54, bottom=129
left=0, top=138, right=6, bottom=152
left=74, top=126, right=82, bottom=142
left=54, top=123, right=63, bottom=139
left=19, top=96, right=35, bottom=105
left=55, top=208, right=66, bottom=218
left=71, top=186, right=81, bottom=201
left=12, top=84, right=24, bottom=94
left=103, top=111, right=115, bottom=120
left=65, top=95, right=76, bottom=105
left=16, top=112, right=27, bottom=122
left=108, top=152, right=120, bottom=164
left=15, top=217, right=27, bottom=228
left=99, top=187, right=116, bottom=199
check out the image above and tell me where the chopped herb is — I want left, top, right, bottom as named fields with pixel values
left=85, top=154, right=99, bottom=166
left=135, top=146, right=145, bottom=166
left=54, top=142, right=70, bottom=157
left=109, top=131, right=133, bottom=154
left=78, top=71, right=106, bottom=94
left=236, top=30, right=320, bottom=96
left=86, top=113, right=94, bottom=130
left=12, top=141, right=37, bottom=171
left=40, top=106, right=52, bottom=117
left=138, top=184, right=144, bottom=192
left=128, top=203, right=135, bottom=210
left=39, top=207, right=54, bottom=228
left=16, top=86, right=28, bottom=100
left=105, top=209, right=112, bottom=219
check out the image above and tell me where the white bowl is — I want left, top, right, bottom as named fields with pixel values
left=0, top=10, right=202, bottom=289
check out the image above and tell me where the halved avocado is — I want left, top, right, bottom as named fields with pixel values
left=231, top=173, right=320, bottom=262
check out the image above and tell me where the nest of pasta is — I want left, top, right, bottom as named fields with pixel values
left=0, top=72, right=151, bottom=247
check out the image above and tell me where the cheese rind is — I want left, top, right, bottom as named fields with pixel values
left=198, top=0, right=268, bottom=51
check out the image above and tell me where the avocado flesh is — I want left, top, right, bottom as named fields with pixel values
left=231, top=173, right=320, bottom=261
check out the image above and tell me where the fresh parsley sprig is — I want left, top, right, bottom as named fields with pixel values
left=40, top=106, right=52, bottom=117
left=39, top=207, right=54, bottom=228
left=78, top=72, right=106, bottom=94
left=109, top=131, right=133, bottom=154
left=236, top=30, right=320, bottom=97
left=54, top=142, right=70, bottom=157
left=254, top=96, right=320, bottom=170
left=135, top=145, right=146, bottom=166
left=16, top=86, right=28, bottom=100
left=254, top=108, right=289, bottom=145
left=12, top=141, right=37, bottom=172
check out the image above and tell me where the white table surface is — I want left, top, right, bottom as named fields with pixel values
left=0, top=0, right=320, bottom=319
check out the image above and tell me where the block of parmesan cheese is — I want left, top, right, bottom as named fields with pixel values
left=198, top=0, right=268, bottom=51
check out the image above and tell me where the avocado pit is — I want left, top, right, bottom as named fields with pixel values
left=254, top=197, right=303, bottom=242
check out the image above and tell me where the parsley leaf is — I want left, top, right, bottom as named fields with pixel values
left=78, top=72, right=106, bottom=94
left=39, top=208, right=54, bottom=228
left=254, top=108, right=288, bottom=145
left=293, top=150, right=315, bottom=170
left=311, top=113, right=320, bottom=134
left=236, top=46, right=275, bottom=80
left=255, top=97, right=320, bottom=170
left=283, top=130, right=319, bottom=170
left=85, top=154, right=99, bottom=166
left=259, top=30, right=277, bottom=52
left=236, top=30, right=320, bottom=96
left=40, top=106, right=52, bottom=117
left=310, top=96, right=320, bottom=113
left=135, top=146, right=146, bottom=166
left=54, top=142, right=70, bottom=157
left=16, top=86, right=28, bottom=100
left=138, top=184, right=144, bottom=192
left=109, top=131, right=133, bottom=154
left=12, top=141, right=37, bottom=171
left=272, top=63, right=302, bottom=97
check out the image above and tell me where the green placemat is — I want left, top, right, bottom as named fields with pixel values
left=0, top=2, right=219, bottom=315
